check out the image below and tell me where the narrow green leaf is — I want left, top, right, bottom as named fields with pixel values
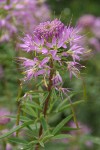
left=22, top=145, right=34, bottom=150
left=52, top=134, right=72, bottom=140
left=48, top=89, right=58, bottom=113
left=41, top=134, right=54, bottom=142
left=57, top=100, right=84, bottom=112
left=6, top=115, right=32, bottom=121
left=22, top=101, right=42, bottom=110
left=8, top=137, right=28, bottom=144
left=28, top=140, right=38, bottom=146
left=0, top=120, right=34, bottom=139
left=52, top=115, right=73, bottom=135
left=22, top=107, right=37, bottom=118
left=28, top=90, right=47, bottom=94
left=41, top=92, right=49, bottom=104
left=39, top=141, right=44, bottom=147
left=40, top=117, right=48, bottom=131
left=62, top=127, right=79, bottom=131
left=56, top=94, right=74, bottom=111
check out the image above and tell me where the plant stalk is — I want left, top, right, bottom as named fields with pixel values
left=35, top=59, right=54, bottom=150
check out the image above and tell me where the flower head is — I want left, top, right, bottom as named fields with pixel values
left=19, top=18, right=87, bottom=89
left=18, top=57, right=50, bottom=80
left=52, top=71, right=63, bottom=87
left=34, top=19, right=64, bottom=40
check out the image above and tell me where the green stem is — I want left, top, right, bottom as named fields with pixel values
left=35, top=59, right=54, bottom=150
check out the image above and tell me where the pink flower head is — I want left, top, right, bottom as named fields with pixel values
left=67, top=62, right=83, bottom=78
left=19, top=18, right=87, bottom=83
left=34, top=19, right=64, bottom=40
left=18, top=57, right=49, bottom=80
left=52, top=71, right=63, bottom=87
left=19, top=35, right=34, bottom=52
left=69, top=44, right=84, bottom=61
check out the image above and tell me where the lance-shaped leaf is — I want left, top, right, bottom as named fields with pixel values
left=52, top=115, right=73, bottom=135
left=22, top=107, right=37, bottom=118
left=0, top=120, right=34, bottom=139
left=41, top=134, right=54, bottom=143
left=8, top=137, right=28, bottom=145
left=56, top=94, right=74, bottom=111
left=56, top=100, right=84, bottom=112
left=52, top=134, right=72, bottom=140
left=40, top=116, right=48, bottom=132
left=22, top=101, right=42, bottom=110
left=6, top=115, right=32, bottom=122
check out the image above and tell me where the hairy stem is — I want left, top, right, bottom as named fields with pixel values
left=35, top=59, right=54, bottom=150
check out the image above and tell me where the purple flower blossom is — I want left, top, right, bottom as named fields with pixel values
left=49, top=50, right=61, bottom=61
left=18, top=57, right=49, bottom=80
left=67, top=62, right=83, bottom=78
left=0, top=108, right=11, bottom=125
left=19, top=35, right=34, bottom=52
left=19, top=18, right=87, bottom=90
left=34, top=19, right=64, bottom=39
left=69, top=44, right=84, bottom=61
left=39, top=57, right=49, bottom=67
left=52, top=71, right=63, bottom=87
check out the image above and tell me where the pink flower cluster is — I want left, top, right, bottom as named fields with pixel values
left=78, top=15, right=100, bottom=52
left=0, top=0, right=50, bottom=42
left=19, top=19, right=86, bottom=91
